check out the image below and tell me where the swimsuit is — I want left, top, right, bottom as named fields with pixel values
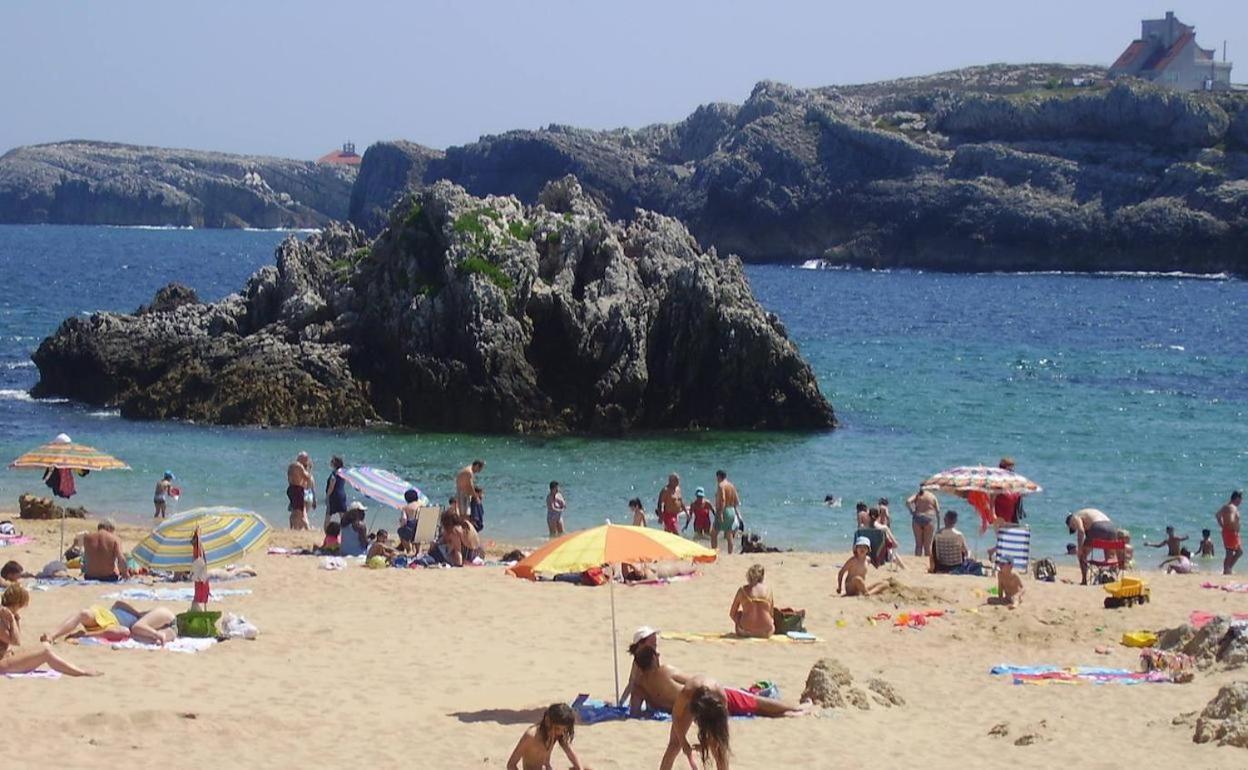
left=722, top=687, right=759, bottom=716
left=691, top=503, right=712, bottom=531
left=1085, top=520, right=1117, bottom=541
left=912, top=513, right=934, bottom=528
left=1223, top=527, right=1242, bottom=551
left=660, top=513, right=679, bottom=534
left=718, top=506, right=738, bottom=534
left=286, top=484, right=305, bottom=512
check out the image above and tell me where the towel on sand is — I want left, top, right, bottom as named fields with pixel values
left=1189, top=610, right=1248, bottom=629
left=0, top=535, right=34, bottom=547
left=1201, top=582, right=1248, bottom=593
left=101, top=588, right=251, bottom=601
left=75, top=637, right=218, bottom=654
left=3, top=670, right=61, bottom=680
left=990, top=664, right=1170, bottom=685
left=570, top=695, right=756, bottom=725
left=661, top=631, right=821, bottom=644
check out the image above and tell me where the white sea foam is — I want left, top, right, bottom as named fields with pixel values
left=3, top=361, right=34, bottom=370
left=87, top=409, right=121, bottom=418
left=242, top=227, right=321, bottom=233
left=0, top=389, right=68, bottom=404
left=1017, top=269, right=1233, bottom=281
left=104, top=224, right=195, bottom=230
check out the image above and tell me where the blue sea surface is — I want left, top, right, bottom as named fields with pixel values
left=1, top=224, right=1245, bottom=561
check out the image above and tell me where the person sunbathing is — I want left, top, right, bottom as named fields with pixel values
left=41, top=600, right=178, bottom=645
left=837, top=537, right=888, bottom=597
left=728, top=564, right=774, bottom=638
left=506, top=703, right=590, bottom=770
left=0, top=585, right=100, bottom=676
left=629, top=646, right=808, bottom=719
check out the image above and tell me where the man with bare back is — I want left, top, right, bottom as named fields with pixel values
left=713, top=470, right=742, bottom=553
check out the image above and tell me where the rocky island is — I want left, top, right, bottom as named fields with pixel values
left=352, top=65, right=1248, bottom=275
left=0, top=141, right=355, bottom=228
left=31, top=177, right=834, bottom=432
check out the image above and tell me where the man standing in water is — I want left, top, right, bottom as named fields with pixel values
left=657, top=474, right=687, bottom=535
left=713, top=470, right=742, bottom=554
left=456, top=460, right=484, bottom=520
left=286, top=452, right=314, bottom=530
left=1216, top=490, right=1243, bottom=575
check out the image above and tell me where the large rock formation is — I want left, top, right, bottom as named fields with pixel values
left=350, top=65, right=1248, bottom=275
left=32, top=177, right=834, bottom=433
left=0, top=141, right=355, bottom=228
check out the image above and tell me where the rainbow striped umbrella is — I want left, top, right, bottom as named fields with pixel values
left=132, top=506, right=272, bottom=571
left=337, top=466, right=428, bottom=509
left=9, top=439, right=129, bottom=471
left=509, top=522, right=716, bottom=703
left=921, top=466, right=1041, bottom=496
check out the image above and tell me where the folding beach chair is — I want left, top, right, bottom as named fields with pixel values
left=995, top=526, right=1031, bottom=573
left=1086, top=538, right=1128, bottom=584
left=412, top=506, right=440, bottom=554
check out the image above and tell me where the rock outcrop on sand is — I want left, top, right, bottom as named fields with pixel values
left=1193, top=682, right=1248, bottom=748
left=0, top=141, right=355, bottom=228
left=17, top=493, right=87, bottom=520
left=800, top=658, right=903, bottom=711
left=1157, top=615, right=1248, bottom=670
left=32, top=177, right=834, bottom=432
left=350, top=65, right=1248, bottom=275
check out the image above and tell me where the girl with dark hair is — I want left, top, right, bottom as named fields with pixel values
left=507, top=702, right=588, bottom=770
left=663, top=676, right=731, bottom=770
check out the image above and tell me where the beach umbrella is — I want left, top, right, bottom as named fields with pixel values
left=921, top=465, right=1042, bottom=532
left=508, top=522, right=717, bottom=702
left=131, top=506, right=272, bottom=571
left=8, top=433, right=130, bottom=553
left=190, top=527, right=210, bottom=612
left=337, top=466, right=428, bottom=525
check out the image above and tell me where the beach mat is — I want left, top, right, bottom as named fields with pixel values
left=570, top=695, right=756, bottom=724
left=0, top=535, right=34, bottom=547
left=1201, top=581, right=1248, bottom=593
left=661, top=631, right=821, bottom=644
left=1189, top=610, right=1248, bottom=629
left=4, top=670, right=62, bottom=680
left=101, top=587, right=252, bottom=601
left=990, top=664, right=1170, bottom=685
left=74, top=637, right=218, bottom=654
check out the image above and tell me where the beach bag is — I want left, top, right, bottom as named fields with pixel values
left=772, top=607, right=806, bottom=634
left=582, top=566, right=608, bottom=586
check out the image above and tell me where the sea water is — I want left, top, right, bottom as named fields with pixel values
left=1, top=224, right=1245, bottom=560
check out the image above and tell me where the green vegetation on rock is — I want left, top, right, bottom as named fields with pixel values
left=457, top=256, right=514, bottom=292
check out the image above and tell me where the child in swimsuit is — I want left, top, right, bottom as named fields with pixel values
left=506, top=703, right=588, bottom=770
left=1197, top=529, right=1216, bottom=557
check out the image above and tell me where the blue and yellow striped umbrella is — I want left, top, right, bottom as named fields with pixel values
left=131, top=506, right=272, bottom=570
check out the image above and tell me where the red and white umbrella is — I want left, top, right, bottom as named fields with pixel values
left=190, top=527, right=210, bottom=611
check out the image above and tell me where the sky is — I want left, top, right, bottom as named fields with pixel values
left=1, top=1, right=1245, bottom=159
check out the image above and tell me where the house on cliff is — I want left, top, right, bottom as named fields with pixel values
left=1110, top=11, right=1232, bottom=91
left=317, top=142, right=362, bottom=166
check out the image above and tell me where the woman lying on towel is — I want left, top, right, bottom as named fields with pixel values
left=0, top=584, right=100, bottom=676
left=41, top=600, right=178, bottom=645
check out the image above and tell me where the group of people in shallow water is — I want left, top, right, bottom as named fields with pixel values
left=635, top=471, right=745, bottom=553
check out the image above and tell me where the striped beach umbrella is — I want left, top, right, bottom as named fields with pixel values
left=508, top=522, right=718, bottom=703
left=921, top=466, right=1042, bottom=496
left=9, top=437, right=130, bottom=471
left=337, top=466, right=428, bottom=509
left=132, top=506, right=272, bottom=571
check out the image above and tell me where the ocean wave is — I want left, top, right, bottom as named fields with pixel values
left=87, top=408, right=121, bottom=418
left=0, top=388, right=67, bottom=404
left=1015, top=270, right=1233, bottom=281
left=103, top=224, right=195, bottom=230
left=2, top=361, right=34, bottom=370
left=241, top=227, right=321, bottom=233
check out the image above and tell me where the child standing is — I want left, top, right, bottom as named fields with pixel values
left=153, top=471, right=174, bottom=518
left=506, top=703, right=588, bottom=770
left=546, top=481, right=566, bottom=537
left=628, top=497, right=647, bottom=527
left=1197, top=529, right=1217, bottom=557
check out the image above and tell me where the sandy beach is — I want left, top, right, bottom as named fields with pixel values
left=1, top=517, right=1245, bottom=769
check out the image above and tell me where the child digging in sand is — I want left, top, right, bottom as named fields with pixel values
left=837, top=537, right=888, bottom=597
left=993, top=556, right=1024, bottom=609
left=507, top=703, right=590, bottom=770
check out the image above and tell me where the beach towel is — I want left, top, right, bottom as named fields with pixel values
left=569, top=695, right=755, bottom=724
left=3, top=669, right=62, bottom=680
left=101, top=588, right=252, bottom=601
left=1200, top=581, right=1248, bottom=593
left=0, top=535, right=34, bottom=547
left=1188, top=610, right=1248, bottom=629
left=74, top=637, right=218, bottom=654
left=990, top=664, right=1170, bottom=685
left=660, top=631, right=822, bottom=644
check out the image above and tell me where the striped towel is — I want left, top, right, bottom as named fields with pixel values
left=996, top=527, right=1031, bottom=571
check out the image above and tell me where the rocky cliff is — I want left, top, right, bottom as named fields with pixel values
left=0, top=141, right=355, bottom=228
left=32, top=177, right=834, bottom=433
left=350, top=65, right=1248, bottom=274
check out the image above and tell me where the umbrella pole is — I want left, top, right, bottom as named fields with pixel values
left=60, top=509, right=65, bottom=557
left=610, top=562, right=621, bottom=704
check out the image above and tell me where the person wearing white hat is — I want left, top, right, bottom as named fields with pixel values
left=837, top=536, right=886, bottom=597
left=617, top=626, right=660, bottom=707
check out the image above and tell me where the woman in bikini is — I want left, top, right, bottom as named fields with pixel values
left=41, top=600, right=178, bottom=645
left=906, top=485, right=940, bottom=558
left=0, top=584, right=100, bottom=676
left=728, top=564, right=774, bottom=638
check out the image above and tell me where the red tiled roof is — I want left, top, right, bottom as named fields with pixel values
left=1112, top=40, right=1149, bottom=70
left=317, top=150, right=362, bottom=166
left=1144, top=30, right=1195, bottom=73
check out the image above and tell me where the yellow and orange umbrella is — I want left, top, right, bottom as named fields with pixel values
left=9, top=438, right=130, bottom=471
left=509, top=522, right=716, bottom=702
left=509, top=523, right=716, bottom=580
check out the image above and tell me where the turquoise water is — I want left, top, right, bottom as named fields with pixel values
left=1, top=225, right=1245, bottom=559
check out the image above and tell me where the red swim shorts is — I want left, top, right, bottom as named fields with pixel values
left=1224, top=529, right=1242, bottom=552
left=661, top=514, right=679, bottom=534
left=723, top=687, right=758, bottom=716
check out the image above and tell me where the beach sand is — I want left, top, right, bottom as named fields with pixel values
left=1, top=518, right=1245, bottom=769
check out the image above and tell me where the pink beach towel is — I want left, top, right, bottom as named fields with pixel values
left=1188, top=610, right=1248, bottom=629
left=1200, top=581, right=1248, bottom=593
